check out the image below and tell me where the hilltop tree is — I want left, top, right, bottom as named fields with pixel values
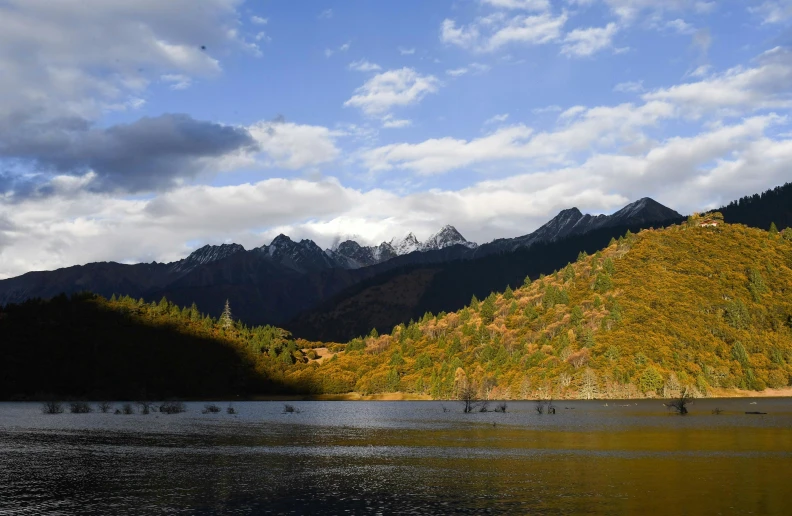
left=220, top=299, right=233, bottom=329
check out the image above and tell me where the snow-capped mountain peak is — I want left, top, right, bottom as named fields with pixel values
left=422, top=225, right=477, bottom=250
left=390, top=232, right=422, bottom=255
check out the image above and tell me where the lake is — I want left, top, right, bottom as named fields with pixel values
left=1, top=398, right=791, bottom=515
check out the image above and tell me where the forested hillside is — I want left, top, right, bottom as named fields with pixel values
left=287, top=218, right=792, bottom=399
left=719, top=182, right=792, bottom=231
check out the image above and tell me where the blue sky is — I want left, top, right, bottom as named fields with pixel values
left=1, top=0, right=792, bottom=278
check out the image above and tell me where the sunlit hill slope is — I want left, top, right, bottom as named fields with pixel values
left=293, top=217, right=792, bottom=399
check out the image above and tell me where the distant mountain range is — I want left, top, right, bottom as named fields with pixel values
left=329, top=225, right=477, bottom=269
left=472, top=197, right=679, bottom=256
left=0, top=197, right=684, bottom=330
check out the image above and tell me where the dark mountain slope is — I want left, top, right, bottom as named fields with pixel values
left=0, top=261, right=176, bottom=306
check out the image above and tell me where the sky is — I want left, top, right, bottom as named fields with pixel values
left=1, top=0, right=792, bottom=278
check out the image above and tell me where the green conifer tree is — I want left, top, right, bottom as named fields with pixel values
left=220, top=299, right=233, bottom=329
left=480, top=296, right=496, bottom=324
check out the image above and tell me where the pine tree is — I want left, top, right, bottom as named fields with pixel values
left=220, top=299, right=233, bottom=329
left=592, top=273, right=613, bottom=293
left=480, top=296, right=496, bottom=324
left=770, top=222, right=779, bottom=235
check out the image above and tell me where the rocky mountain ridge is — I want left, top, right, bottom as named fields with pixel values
left=0, top=198, right=682, bottom=321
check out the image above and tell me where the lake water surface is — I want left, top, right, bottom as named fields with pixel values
left=1, top=398, right=792, bottom=515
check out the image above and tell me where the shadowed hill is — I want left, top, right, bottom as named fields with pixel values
left=296, top=221, right=792, bottom=399
left=0, top=293, right=316, bottom=400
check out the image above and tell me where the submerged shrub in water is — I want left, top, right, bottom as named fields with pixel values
left=42, top=401, right=63, bottom=414
left=160, top=401, right=186, bottom=414
left=69, top=401, right=92, bottom=414
left=283, top=404, right=301, bottom=414
left=203, top=404, right=221, bottom=414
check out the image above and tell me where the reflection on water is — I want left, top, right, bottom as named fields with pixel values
left=1, top=399, right=791, bottom=514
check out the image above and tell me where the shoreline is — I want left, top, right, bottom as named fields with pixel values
left=5, top=387, right=791, bottom=402
left=247, top=386, right=792, bottom=401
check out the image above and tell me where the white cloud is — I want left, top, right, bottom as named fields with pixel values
left=319, top=8, right=334, bottom=19
left=161, top=74, right=192, bottom=90
left=348, top=59, right=382, bottom=72
left=480, top=0, right=550, bottom=11
left=344, top=67, right=440, bottom=116
left=441, top=12, right=568, bottom=52
left=381, top=115, right=412, bottom=128
left=750, top=1, right=792, bottom=23
left=485, top=113, right=510, bottom=124
left=559, top=105, right=587, bottom=119
left=324, top=42, right=351, bottom=58
left=0, top=0, right=249, bottom=121
left=561, top=22, right=619, bottom=57
left=642, top=47, right=792, bottom=117
left=254, top=32, right=271, bottom=42
left=441, top=19, right=481, bottom=49
left=665, top=18, right=695, bottom=34
left=614, top=80, right=644, bottom=93
left=688, top=64, right=711, bottom=78
left=399, top=47, right=416, bottom=55
left=247, top=120, right=341, bottom=169
left=361, top=101, right=676, bottom=174
left=532, top=105, right=563, bottom=114
left=603, top=0, right=713, bottom=22
left=251, top=15, right=268, bottom=25
left=446, top=67, right=469, bottom=77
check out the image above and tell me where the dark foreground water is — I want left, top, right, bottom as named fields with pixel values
left=1, top=399, right=792, bottom=515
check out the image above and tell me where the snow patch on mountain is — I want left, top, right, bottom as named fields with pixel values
left=170, top=243, right=245, bottom=273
